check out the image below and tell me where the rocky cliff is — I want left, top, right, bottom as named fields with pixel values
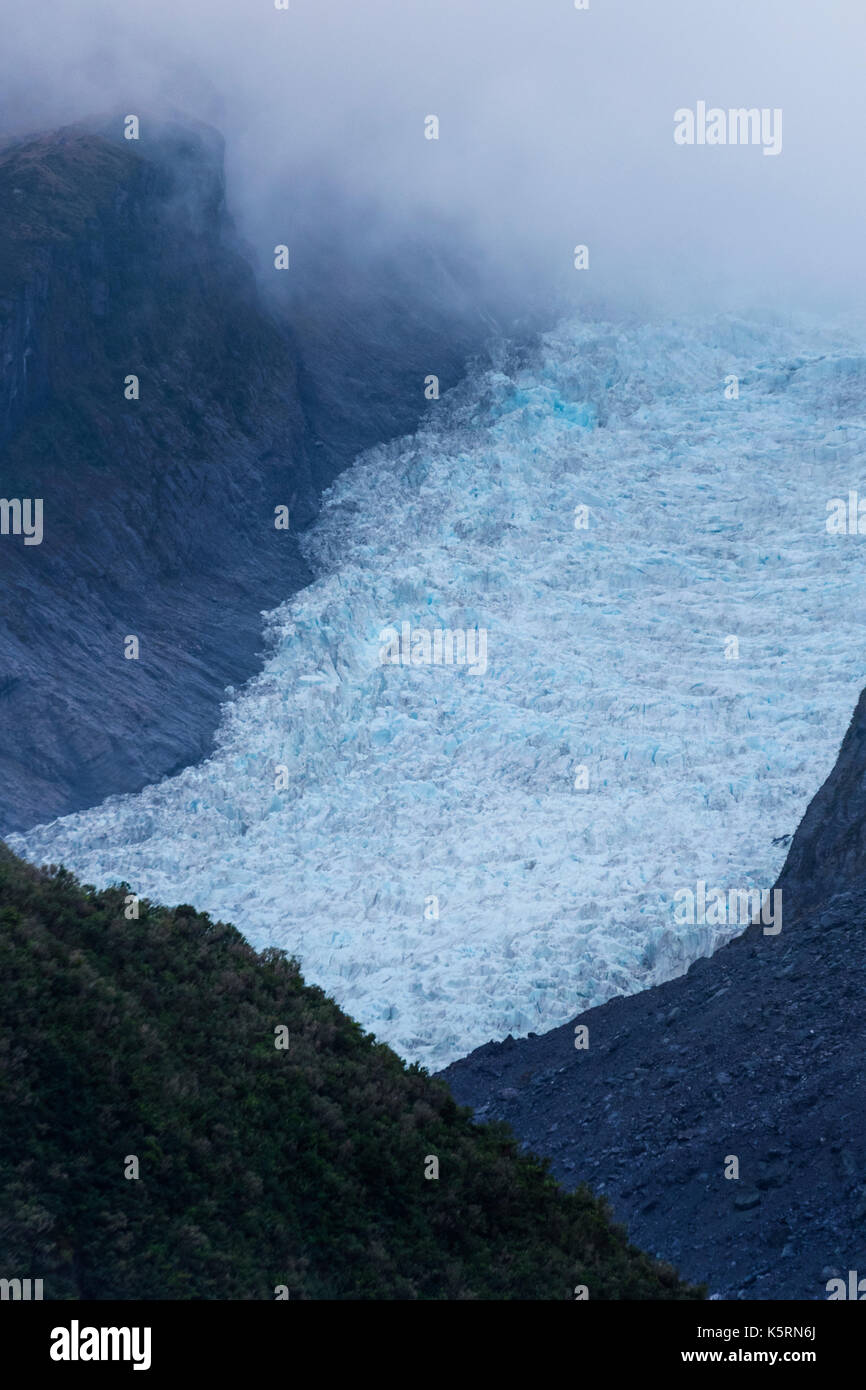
left=0, top=117, right=495, bottom=833
left=773, top=685, right=866, bottom=921
left=0, top=119, right=315, bottom=831
left=441, top=689, right=866, bottom=1299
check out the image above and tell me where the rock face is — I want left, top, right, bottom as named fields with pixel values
left=440, top=691, right=866, bottom=1299
left=0, top=117, right=494, bottom=834
left=0, top=119, right=314, bottom=833
left=774, top=686, right=866, bottom=921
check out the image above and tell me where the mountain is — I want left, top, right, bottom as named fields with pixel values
left=0, top=118, right=318, bottom=833
left=440, top=686, right=866, bottom=1300
left=0, top=116, right=495, bottom=835
left=0, top=842, right=701, bottom=1300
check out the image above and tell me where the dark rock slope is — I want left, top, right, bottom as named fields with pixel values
left=0, top=117, right=495, bottom=835
left=774, top=684, right=866, bottom=920
left=0, top=119, right=314, bottom=833
left=440, top=692, right=866, bottom=1300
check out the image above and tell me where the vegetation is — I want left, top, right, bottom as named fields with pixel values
left=0, top=844, right=703, bottom=1300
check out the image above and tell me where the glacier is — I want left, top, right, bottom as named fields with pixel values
left=11, top=313, right=866, bottom=1069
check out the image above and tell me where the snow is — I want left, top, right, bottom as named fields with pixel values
left=12, top=313, right=866, bottom=1068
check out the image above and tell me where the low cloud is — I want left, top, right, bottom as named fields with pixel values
left=2, top=0, right=865, bottom=320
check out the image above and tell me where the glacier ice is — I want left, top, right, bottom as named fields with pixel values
left=11, top=313, right=866, bottom=1069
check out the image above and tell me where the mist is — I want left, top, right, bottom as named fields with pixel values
left=2, top=0, right=865, bottom=322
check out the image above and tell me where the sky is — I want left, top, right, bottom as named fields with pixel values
left=1, top=0, right=865, bottom=319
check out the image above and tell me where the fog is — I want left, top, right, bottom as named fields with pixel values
left=2, top=0, right=865, bottom=320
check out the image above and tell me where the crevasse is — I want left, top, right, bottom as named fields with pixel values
left=12, top=314, right=866, bottom=1068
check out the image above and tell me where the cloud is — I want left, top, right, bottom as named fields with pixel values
left=2, top=0, right=865, bottom=318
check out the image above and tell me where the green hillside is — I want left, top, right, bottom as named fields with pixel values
left=0, top=844, right=703, bottom=1300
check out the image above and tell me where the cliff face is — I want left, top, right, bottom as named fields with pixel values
left=441, top=687, right=866, bottom=1299
left=0, top=120, right=316, bottom=832
left=774, top=687, right=866, bottom=921
left=0, top=118, right=495, bottom=833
